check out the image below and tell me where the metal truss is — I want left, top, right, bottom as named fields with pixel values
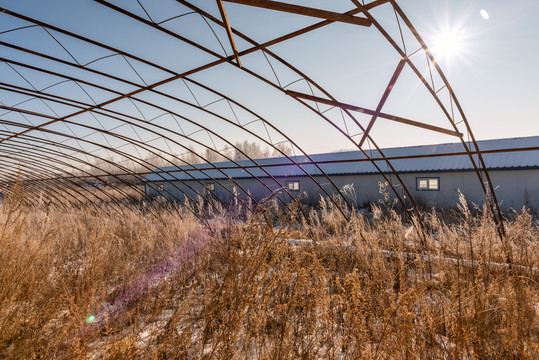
left=0, top=1, right=521, bottom=262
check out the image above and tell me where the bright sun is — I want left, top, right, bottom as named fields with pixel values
left=432, top=30, right=462, bottom=58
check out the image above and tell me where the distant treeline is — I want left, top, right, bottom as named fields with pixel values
left=70, top=141, right=292, bottom=186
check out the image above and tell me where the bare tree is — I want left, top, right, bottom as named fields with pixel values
left=271, top=142, right=293, bottom=158
left=228, top=140, right=270, bottom=161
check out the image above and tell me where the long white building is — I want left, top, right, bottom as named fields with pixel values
left=144, top=136, right=539, bottom=214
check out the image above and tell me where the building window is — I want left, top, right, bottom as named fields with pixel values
left=207, top=183, right=215, bottom=191
left=286, top=180, right=300, bottom=191
left=416, top=177, right=439, bottom=191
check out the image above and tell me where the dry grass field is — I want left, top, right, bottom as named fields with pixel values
left=0, top=185, right=538, bottom=359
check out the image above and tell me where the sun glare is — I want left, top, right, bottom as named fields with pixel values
left=433, top=30, right=462, bottom=58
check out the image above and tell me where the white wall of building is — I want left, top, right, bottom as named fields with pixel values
left=146, top=168, right=539, bottom=214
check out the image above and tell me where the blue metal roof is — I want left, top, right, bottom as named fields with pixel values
left=144, top=136, right=539, bottom=182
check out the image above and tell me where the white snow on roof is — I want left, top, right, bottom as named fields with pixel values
left=144, top=136, right=539, bottom=182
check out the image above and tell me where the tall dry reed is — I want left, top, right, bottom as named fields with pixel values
left=0, top=187, right=537, bottom=359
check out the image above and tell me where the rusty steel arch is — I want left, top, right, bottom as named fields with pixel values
left=0, top=1, right=511, bottom=261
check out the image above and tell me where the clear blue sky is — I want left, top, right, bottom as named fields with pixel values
left=0, top=0, right=537, bottom=159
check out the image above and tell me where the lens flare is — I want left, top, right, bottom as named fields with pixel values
left=86, top=315, right=96, bottom=323
left=480, top=9, right=489, bottom=20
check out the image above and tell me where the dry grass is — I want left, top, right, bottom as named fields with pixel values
left=0, top=185, right=538, bottom=359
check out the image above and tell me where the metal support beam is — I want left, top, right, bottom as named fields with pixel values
left=285, top=90, right=463, bottom=137
left=222, top=0, right=372, bottom=27
left=358, top=58, right=406, bottom=147
left=216, top=0, right=242, bottom=67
